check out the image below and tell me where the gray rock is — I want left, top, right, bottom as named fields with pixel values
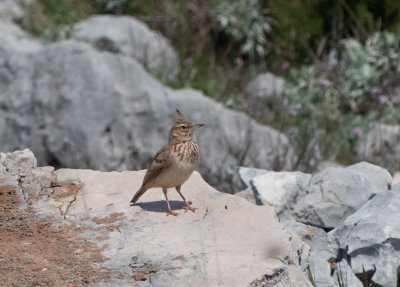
left=0, top=20, right=42, bottom=157
left=2, top=148, right=37, bottom=176
left=0, top=22, right=294, bottom=193
left=346, top=161, right=392, bottom=191
left=281, top=220, right=337, bottom=255
left=393, top=171, right=400, bottom=185
left=237, top=167, right=270, bottom=205
left=282, top=221, right=362, bottom=287
left=72, top=15, right=180, bottom=82
left=251, top=171, right=311, bottom=219
left=358, top=123, right=400, bottom=170
left=330, top=191, right=400, bottom=287
left=0, top=19, right=41, bottom=52
left=314, top=160, right=343, bottom=172
left=246, top=72, right=285, bottom=102
left=0, top=0, right=24, bottom=22
left=393, top=183, right=400, bottom=191
left=308, top=251, right=362, bottom=287
left=292, top=162, right=392, bottom=228
left=234, top=188, right=256, bottom=204
left=1, top=149, right=312, bottom=286
left=238, top=166, right=270, bottom=188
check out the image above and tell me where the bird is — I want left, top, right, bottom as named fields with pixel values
left=130, top=109, right=204, bottom=216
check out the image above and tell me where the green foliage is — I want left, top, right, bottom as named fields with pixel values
left=273, top=31, right=400, bottom=169
left=215, top=0, right=273, bottom=59
left=23, top=0, right=96, bottom=43
left=269, top=0, right=400, bottom=63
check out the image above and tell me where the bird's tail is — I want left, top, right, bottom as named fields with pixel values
left=130, top=185, right=148, bottom=204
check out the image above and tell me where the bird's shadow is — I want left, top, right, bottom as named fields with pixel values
left=131, top=200, right=192, bottom=213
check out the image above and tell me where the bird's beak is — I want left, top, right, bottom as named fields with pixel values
left=195, top=124, right=204, bottom=128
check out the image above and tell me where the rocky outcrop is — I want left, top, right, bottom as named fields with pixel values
left=331, top=191, right=400, bottom=287
left=358, top=123, right=400, bottom=170
left=293, top=162, right=391, bottom=228
left=282, top=221, right=362, bottom=287
left=0, top=149, right=311, bottom=286
left=242, top=160, right=399, bottom=287
left=72, top=15, right=180, bottom=82
left=249, top=162, right=391, bottom=228
left=0, top=20, right=294, bottom=193
left=393, top=171, right=400, bottom=185
left=237, top=167, right=270, bottom=205
left=245, top=72, right=285, bottom=119
left=0, top=0, right=32, bottom=22
left=246, top=72, right=285, bottom=103
left=251, top=171, right=311, bottom=219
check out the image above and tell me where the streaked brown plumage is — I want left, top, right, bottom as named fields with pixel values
left=130, top=109, right=203, bottom=216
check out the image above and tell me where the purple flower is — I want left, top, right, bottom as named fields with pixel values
left=320, top=79, right=332, bottom=87
left=234, top=57, right=244, bottom=67
left=371, top=87, right=382, bottom=95
left=378, top=95, right=390, bottom=105
left=290, top=29, right=296, bottom=39
left=281, top=61, right=291, bottom=71
left=353, top=127, right=362, bottom=137
left=184, top=58, right=193, bottom=66
left=289, top=109, right=298, bottom=117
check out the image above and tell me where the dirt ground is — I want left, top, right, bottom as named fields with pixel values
left=0, top=185, right=122, bottom=287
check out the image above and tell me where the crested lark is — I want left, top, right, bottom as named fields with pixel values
left=130, top=109, right=203, bottom=216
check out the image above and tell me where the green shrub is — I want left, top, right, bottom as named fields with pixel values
left=215, top=0, right=273, bottom=60
left=273, top=31, right=400, bottom=170
left=269, top=0, right=400, bottom=63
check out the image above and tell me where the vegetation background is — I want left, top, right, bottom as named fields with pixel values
left=20, top=0, right=400, bottom=172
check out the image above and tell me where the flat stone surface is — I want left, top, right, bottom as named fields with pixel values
left=52, top=169, right=311, bottom=287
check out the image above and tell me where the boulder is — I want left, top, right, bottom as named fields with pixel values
left=393, top=171, right=400, bottom=185
left=1, top=149, right=312, bottom=287
left=238, top=166, right=270, bottom=188
left=281, top=220, right=337, bottom=255
left=308, top=251, right=362, bottom=287
left=251, top=172, right=311, bottom=219
left=282, top=221, right=362, bottom=287
left=330, top=191, right=400, bottom=287
left=246, top=72, right=285, bottom=102
left=0, top=19, right=41, bottom=52
left=72, top=15, right=180, bottom=82
left=358, top=123, right=400, bottom=170
left=292, top=162, right=392, bottom=228
left=0, top=21, right=295, bottom=193
left=346, top=161, right=392, bottom=190
left=0, top=0, right=24, bottom=22
left=237, top=166, right=270, bottom=205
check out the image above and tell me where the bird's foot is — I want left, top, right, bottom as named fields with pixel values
left=167, top=210, right=179, bottom=216
left=182, top=205, right=197, bottom=213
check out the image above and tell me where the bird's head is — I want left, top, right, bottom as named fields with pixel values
left=168, top=109, right=204, bottom=142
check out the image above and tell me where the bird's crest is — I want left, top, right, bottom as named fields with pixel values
left=175, top=109, right=192, bottom=125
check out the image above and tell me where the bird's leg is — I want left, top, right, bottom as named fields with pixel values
left=176, top=185, right=196, bottom=213
left=163, top=188, right=178, bottom=216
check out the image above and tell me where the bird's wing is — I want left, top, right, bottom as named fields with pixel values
left=141, top=144, right=175, bottom=188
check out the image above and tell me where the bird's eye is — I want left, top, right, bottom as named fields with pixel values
left=181, top=126, right=187, bottom=129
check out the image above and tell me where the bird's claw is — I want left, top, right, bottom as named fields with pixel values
left=167, top=210, right=179, bottom=216
left=182, top=205, right=197, bottom=213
